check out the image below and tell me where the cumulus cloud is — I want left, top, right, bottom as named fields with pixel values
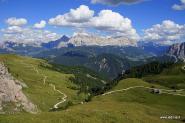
left=34, top=20, right=46, bottom=29
left=1, top=26, right=23, bottom=34
left=6, top=17, right=27, bottom=26
left=49, top=5, right=94, bottom=27
left=1, top=26, right=61, bottom=45
left=91, top=0, right=145, bottom=5
left=142, top=20, right=185, bottom=45
left=172, top=0, right=185, bottom=10
left=49, top=5, right=139, bottom=40
left=90, top=10, right=139, bottom=40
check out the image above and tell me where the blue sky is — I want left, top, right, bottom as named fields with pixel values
left=0, top=0, right=185, bottom=44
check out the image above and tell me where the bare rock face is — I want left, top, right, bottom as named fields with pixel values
left=99, top=58, right=110, bottom=72
left=58, top=33, right=137, bottom=48
left=0, top=62, right=37, bottom=114
left=168, top=42, right=185, bottom=61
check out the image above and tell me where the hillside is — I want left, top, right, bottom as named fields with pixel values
left=117, top=61, right=185, bottom=89
left=0, top=54, right=107, bottom=113
left=0, top=78, right=185, bottom=123
left=144, top=63, right=185, bottom=89
left=34, top=46, right=151, bottom=79
left=1, top=0, right=185, bottom=122
left=0, top=55, right=185, bottom=123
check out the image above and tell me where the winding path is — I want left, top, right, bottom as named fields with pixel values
left=20, top=61, right=67, bottom=109
left=43, top=75, right=47, bottom=85
left=49, top=84, right=67, bottom=109
left=19, top=60, right=185, bottom=109
left=102, top=86, right=185, bottom=97
left=103, top=64, right=185, bottom=97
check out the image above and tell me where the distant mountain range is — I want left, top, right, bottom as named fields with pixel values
left=58, top=33, right=137, bottom=47
left=137, top=41, right=169, bottom=56
left=0, top=34, right=170, bottom=55
left=0, top=34, right=177, bottom=80
left=42, top=35, right=70, bottom=49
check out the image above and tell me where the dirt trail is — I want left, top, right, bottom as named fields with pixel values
left=20, top=61, right=67, bottom=109
left=102, top=86, right=185, bottom=97
left=103, top=64, right=185, bottom=97
left=49, top=84, right=67, bottom=109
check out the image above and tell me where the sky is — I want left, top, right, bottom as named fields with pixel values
left=0, top=0, right=185, bottom=45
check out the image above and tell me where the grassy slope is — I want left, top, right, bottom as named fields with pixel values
left=0, top=77, right=185, bottom=123
left=144, top=63, right=185, bottom=89
left=0, top=55, right=185, bottom=123
left=0, top=54, right=88, bottom=111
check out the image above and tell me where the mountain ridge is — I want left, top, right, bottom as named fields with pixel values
left=168, top=42, right=185, bottom=62
left=58, top=33, right=137, bottom=47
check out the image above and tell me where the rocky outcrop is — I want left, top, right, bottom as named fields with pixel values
left=0, top=62, right=37, bottom=114
left=58, top=33, right=137, bottom=48
left=98, top=58, right=110, bottom=72
left=168, top=42, right=185, bottom=61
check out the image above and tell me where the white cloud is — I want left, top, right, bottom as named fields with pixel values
left=6, top=17, right=27, bottom=26
left=1, top=26, right=61, bottom=45
left=90, top=10, right=139, bottom=40
left=34, top=20, right=46, bottom=29
left=91, top=0, right=145, bottom=5
left=49, top=5, right=139, bottom=40
left=172, top=0, right=185, bottom=10
left=49, top=5, right=94, bottom=27
left=1, top=26, right=23, bottom=34
left=142, top=20, right=185, bottom=45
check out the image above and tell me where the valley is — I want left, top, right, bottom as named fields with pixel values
left=0, top=1, right=185, bottom=122
left=0, top=54, right=185, bottom=123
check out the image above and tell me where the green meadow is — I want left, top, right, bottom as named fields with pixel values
left=0, top=55, right=185, bottom=123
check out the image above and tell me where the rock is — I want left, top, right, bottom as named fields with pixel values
left=99, top=58, right=110, bottom=72
left=150, top=89, right=161, bottom=94
left=168, top=42, right=185, bottom=62
left=58, top=33, right=137, bottom=48
left=0, top=62, right=37, bottom=113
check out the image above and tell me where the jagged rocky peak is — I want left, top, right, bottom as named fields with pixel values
left=42, top=35, right=70, bottom=49
left=0, top=62, right=37, bottom=114
left=168, top=42, right=185, bottom=61
left=59, top=33, right=137, bottom=47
